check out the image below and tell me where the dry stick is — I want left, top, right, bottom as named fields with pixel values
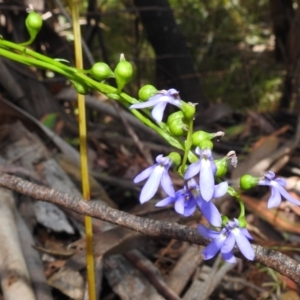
left=253, top=116, right=300, bottom=173
left=0, top=187, right=36, bottom=300
left=125, top=249, right=181, bottom=300
left=223, top=276, right=279, bottom=300
left=165, top=244, right=203, bottom=295
left=0, top=173, right=300, bottom=284
left=200, top=258, right=236, bottom=300
left=15, top=211, right=54, bottom=300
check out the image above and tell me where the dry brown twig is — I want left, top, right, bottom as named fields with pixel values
left=0, top=173, right=299, bottom=284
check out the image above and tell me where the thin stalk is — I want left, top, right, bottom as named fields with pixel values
left=180, top=119, right=194, bottom=174
left=68, top=1, right=96, bottom=299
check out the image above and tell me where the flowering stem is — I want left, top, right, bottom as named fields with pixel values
left=0, top=38, right=197, bottom=160
left=227, top=187, right=245, bottom=220
left=236, top=194, right=246, bottom=219
left=0, top=38, right=76, bottom=72
left=180, top=119, right=194, bottom=175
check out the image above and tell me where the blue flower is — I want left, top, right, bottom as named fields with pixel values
left=130, top=89, right=182, bottom=122
left=156, top=178, right=228, bottom=227
left=134, top=154, right=175, bottom=204
left=184, top=147, right=216, bottom=201
left=198, top=219, right=254, bottom=263
left=258, top=171, right=300, bottom=208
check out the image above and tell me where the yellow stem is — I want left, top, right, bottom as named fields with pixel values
left=68, top=1, right=96, bottom=299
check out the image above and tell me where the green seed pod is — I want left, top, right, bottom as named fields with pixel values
left=198, top=139, right=213, bottom=150
left=167, top=111, right=187, bottom=137
left=90, top=62, right=113, bottom=81
left=22, top=11, right=43, bottom=45
left=192, top=131, right=214, bottom=146
left=214, top=158, right=227, bottom=178
left=71, top=80, right=90, bottom=95
left=168, top=152, right=181, bottom=166
left=114, top=54, right=133, bottom=92
left=180, top=101, right=195, bottom=121
left=138, top=85, right=157, bottom=101
left=240, top=174, right=259, bottom=190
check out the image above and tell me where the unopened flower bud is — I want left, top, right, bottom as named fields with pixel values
left=138, top=85, right=157, bottom=101
left=192, top=130, right=224, bottom=146
left=198, top=139, right=213, bottom=150
left=90, top=62, right=113, bottom=81
left=215, top=157, right=227, bottom=177
left=114, top=54, right=133, bottom=92
left=22, top=10, right=43, bottom=45
left=180, top=101, right=196, bottom=121
left=71, top=80, right=90, bottom=95
left=167, top=111, right=187, bottom=136
left=168, top=152, right=181, bottom=166
left=240, top=174, right=259, bottom=190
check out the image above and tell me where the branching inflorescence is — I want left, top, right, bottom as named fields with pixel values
left=130, top=87, right=300, bottom=263
left=0, top=8, right=300, bottom=267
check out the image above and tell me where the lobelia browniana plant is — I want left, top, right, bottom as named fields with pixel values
left=2, top=8, right=300, bottom=264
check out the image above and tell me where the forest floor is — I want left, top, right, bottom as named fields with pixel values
left=0, top=91, right=300, bottom=300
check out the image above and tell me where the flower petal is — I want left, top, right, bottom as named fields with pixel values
left=183, top=199, right=197, bottom=216
left=221, top=233, right=235, bottom=253
left=221, top=251, right=236, bottom=263
left=130, top=97, right=163, bottom=109
left=155, top=196, right=176, bottom=207
left=133, top=165, right=156, bottom=183
left=151, top=102, right=168, bottom=122
left=197, top=224, right=221, bottom=239
left=184, top=161, right=201, bottom=180
left=195, top=147, right=202, bottom=156
left=275, top=178, right=286, bottom=187
left=167, top=88, right=180, bottom=97
left=198, top=199, right=222, bottom=227
left=161, top=170, right=175, bottom=197
left=167, top=99, right=182, bottom=108
left=200, top=158, right=214, bottom=201
left=240, top=228, right=253, bottom=240
left=139, top=165, right=164, bottom=203
left=213, top=181, right=228, bottom=198
left=232, top=228, right=255, bottom=260
left=272, top=182, right=300, bottom=206
left=267, top=186, right=282, bottom=208
left=174, top=196, right=186, bottom=215
left=202, top=234, right=226, bottom=260
left=265, top=171, right=275, bottom=180
left=258, top=179, right=271, bottom=186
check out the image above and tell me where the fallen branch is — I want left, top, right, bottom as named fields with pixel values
left=0, top=173, right=299, bottom=284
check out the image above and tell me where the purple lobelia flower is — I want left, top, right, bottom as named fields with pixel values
left=134, top=154, right=175, bottom=204
left=130, top=89, right=182, bottom=122
left=184, top=147, right=216, bottom=201
left=258, top=171, right=300, bottom=208
left=198, top=219, right=254, bottom=263
left=155, top=178, right=228, bottom=227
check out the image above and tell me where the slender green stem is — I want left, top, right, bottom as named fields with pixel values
left=180, top=119, right=194, bottom=174
left=0, top=38, right=194, bottom=155
left=0, top=47, right=79, bottom=80
left=0, top=39, right=76, bottom=72
left=226, top=186, right=246, bottom=222
left=236, top=194, right=246, bottom=219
